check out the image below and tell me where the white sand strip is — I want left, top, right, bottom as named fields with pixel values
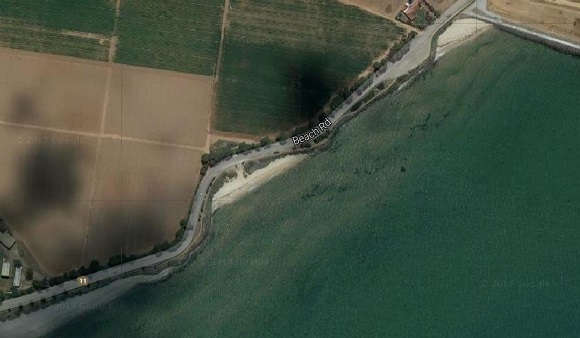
left=436, top=18, right=491, bottom=58
left=212, top=155, right=307, bottom=212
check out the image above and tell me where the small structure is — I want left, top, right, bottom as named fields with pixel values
left=0, top=231, right=16, bottom=249
left=13, top=266, right=22, bottom=288
left=403, top=0, right=423, bottom=20
left=1, top=259, right=10, bottom=278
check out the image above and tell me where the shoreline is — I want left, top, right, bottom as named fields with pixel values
left=435, top=18, right=491, bottom=59
left=0, top=268, right=174, bottom=338
left=0, top=155, right=308, bottom=337
left=6, top=0, right=567, bottom=333
left=212, top=155, right=308, bottom=212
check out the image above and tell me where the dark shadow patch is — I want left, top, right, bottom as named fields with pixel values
left=10, top=92, right=38, bottom=123
left=285, top=53, right=341, bottom=124
left=18, top=141, right=81, bottom=212
left=88, top=203, right=168, bottom=264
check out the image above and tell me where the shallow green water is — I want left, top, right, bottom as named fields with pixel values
left=50, top=30, right=580, bottom=337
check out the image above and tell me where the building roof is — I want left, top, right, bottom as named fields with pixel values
left=1, top=260, right=10, bottom=278
left=13, top=266, right=22, bottom=287
left=403, top=0, right=423, bottom=19
left=0, top=231, right=16, bottom=249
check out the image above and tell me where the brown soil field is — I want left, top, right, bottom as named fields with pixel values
left=0, top=48, right=211, bottom=275
left=340, top=0, right=456, bottom=18
left=0, top=47, right=108, bottom=133
left=85, top=139, right=201, bottom=264
left=0, top=125, right=97, bottom=274
left=489, top=0, right=580, bottom=44
left=105, top=65, right=212, bottom=148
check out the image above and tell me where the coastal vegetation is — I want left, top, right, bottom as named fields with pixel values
left=47, top=31, right=580, bottom=337
left=23, top=219, right=189, bottom=295
left=215, top=0, right=407, bottom=134
left=200, top=139, right=274, bottom=174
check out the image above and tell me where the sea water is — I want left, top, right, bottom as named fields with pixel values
left=50, top=30, right=580, bottom=337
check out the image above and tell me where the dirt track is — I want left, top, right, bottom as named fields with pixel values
left=0, top=48, right=210, bottom=274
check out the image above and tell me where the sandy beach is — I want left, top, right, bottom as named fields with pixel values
left=436, top=18, right=491, bottom=58
left=212, top=155, right=307, bottom=212
left=0, top=268, right=173, bottom=338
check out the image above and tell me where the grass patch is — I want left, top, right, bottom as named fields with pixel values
left=114, top=0, right=224, bottom=75
left=215, top=0, right=406, bottom=135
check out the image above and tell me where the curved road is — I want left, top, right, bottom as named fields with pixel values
left=0, top=0, right=473, bottom=314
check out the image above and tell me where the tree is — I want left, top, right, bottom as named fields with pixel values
left=68, top=269, right=79, bottom=280
left=24, top=268, right=33, bottom=281
left=11, top=287, right=20, bottom=297
left=79, top=266, right=89, bottom=276
left=88, top=260, right=101, bottom=274
left=201, top=153, right=210, bottom=166
left=236, top=142, right=253, bottom=153
left=32, top=279, right=47, bottom=290
left=108, top=255, right=123, bottom=267
left=259, top=137, right=271, bottom=147
left=330, top=96, right=343, bottom=110
left=0, top=290, right=4, bottom=302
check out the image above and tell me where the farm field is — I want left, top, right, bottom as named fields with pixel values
left=0, top=125, right=97, bottom=274
left=115, top=0, right=224, bottom=75
left=0, top=0, right=116, bottom=61
left=215, top=0, right=407, bottom=134
left=0, top=0, right=224, bottom=75
left=85, top=139, right=201, bottom=265
left=0, top=48, right=210, bottom=275
left=0, top=47, right=109, bottom=133
left=488, top=0, right=580, bottom=44
left=105, top=65, right=212, bottom=147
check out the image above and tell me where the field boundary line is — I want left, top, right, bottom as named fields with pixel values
left=81, top=66, right=114, bottom=267
left=209, top=0, right=232, bottom=141
left=108, top=0, right=122, bottom=62
left=0, top=120, right=205, bottom=151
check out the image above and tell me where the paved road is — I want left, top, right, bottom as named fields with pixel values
left=0, top=0, right=473, bottom=314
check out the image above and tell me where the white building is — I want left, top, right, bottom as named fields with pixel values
left=13, top=266, right=22, bottom=288
left=1, top=260, right=10, bottom=278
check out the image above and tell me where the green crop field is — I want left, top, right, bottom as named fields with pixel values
left=114, top=0, right=224, bottom=75
left=0, top=0, right=116, bottom=61
left=215, top=0, right=407, bottom=134
left=0, top=0, right=224, bottom=74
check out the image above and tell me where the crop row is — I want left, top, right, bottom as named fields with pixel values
left=0, top=25, right=109, bottom=61
left=215, top=0, right=407, bottom=134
